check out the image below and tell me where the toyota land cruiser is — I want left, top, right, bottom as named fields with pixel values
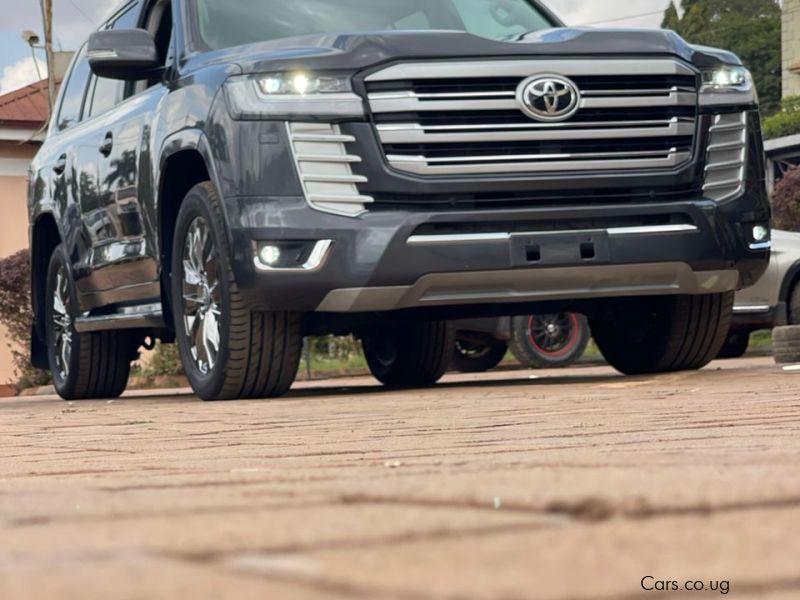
left=28, top=0, right=771, bottom=400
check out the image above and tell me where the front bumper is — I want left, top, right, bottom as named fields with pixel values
left=226, top=193, right=769, bottom=314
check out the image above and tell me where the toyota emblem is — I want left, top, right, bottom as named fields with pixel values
left=517, top=75, right=581, bottom=122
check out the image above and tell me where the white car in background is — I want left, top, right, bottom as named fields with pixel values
left=722, top=230, right=800, bottom=358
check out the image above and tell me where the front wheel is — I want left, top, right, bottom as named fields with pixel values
left=45, top=245, right=137, bottom=400
left=363, top=321, right=455, bottom=387
left=171, top=182, right=302, bottom=400
left=590, top=293, right=734, bottom=375
left=509, top=313, right=590, bottom=369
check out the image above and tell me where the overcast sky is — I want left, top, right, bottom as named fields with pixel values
left=0, top=0, right=672, bottom=95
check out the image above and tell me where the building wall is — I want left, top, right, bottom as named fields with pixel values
left=784, top=0, right=800, bottom=98
left=0, top=141, right=37, bottom=384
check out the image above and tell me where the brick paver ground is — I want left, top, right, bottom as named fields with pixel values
left=1, top=356, right=798, bottom=599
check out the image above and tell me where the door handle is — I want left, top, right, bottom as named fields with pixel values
left=99, top=132, right=114, bottom=157
left=53, top=154, right=67, bottom=176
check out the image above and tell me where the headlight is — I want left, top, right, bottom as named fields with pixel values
left=224, top=72, right=364, bottom=120
left=700, top=65, right=757, bottom=107
left=257, top=73, right=352, bottom=95
left=702, top=66, right=752, bottom=91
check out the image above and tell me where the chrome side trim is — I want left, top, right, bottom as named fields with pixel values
left=75, top=308, right=164, bottom=333
left=406, top=224, right=698, bottom=246
left=253, top=240, right=334, bottom=273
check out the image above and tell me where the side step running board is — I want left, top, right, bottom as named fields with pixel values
left=74, top=306, right=165, bottom=333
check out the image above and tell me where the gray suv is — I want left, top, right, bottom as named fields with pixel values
left=28, top=0, right=770, bottom=400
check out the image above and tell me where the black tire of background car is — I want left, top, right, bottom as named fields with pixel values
left=171, top=181, right=302, bottom=401
left=590, top=292, right=734, bottom=375
left=772, top=325, right=800, bottom=364
left=789, top=284, right=800, bottom=325
left=717, top=332, right=750, bottom=359
left=451, top=340, right=508, bottom=373
left=46, top=245, right=136, bottom=400
left=363, top=321, right=455, bottom=387
left=509, top=313, right=591, bottom=369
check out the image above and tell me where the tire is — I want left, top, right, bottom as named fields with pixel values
left=590, top=292, right=734, bottom=375
left=789, top=283, right=800, bottom=325
left=717, top=332, right=750, bottom=359
left=45, top=245, right=136, bottom=400
left=509, top=313, right=590, bottom=369
left=452, top=339, right=507, bottom=373
left=773, top=325, right=800, bottom=364
left=363, top=321, right=455, bottom=387
left=171, top=181, right=302, bottom=400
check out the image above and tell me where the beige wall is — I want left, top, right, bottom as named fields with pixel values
left=0, top=141, right=37, bottom=384
left=784, top=0, right=800, bottom=98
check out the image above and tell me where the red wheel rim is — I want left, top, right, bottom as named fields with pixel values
left=527, top=313, right=581, bottom=358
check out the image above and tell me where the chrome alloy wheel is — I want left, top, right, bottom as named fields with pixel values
left=52, top=267, right=73, bottom=379
left=181, top=217, right=222, bottom=375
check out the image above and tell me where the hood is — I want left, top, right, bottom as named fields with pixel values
left=186, top=28, right=740, bottom=75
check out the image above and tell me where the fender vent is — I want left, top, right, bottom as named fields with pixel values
left=287, top=122, right=373, bottom=217
left=703, top=112, right=746, bottom=202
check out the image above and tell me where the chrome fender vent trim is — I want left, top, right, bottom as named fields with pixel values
left=287, top=122, right=372, bottom=217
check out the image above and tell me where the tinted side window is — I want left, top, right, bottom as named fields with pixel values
left=56, top=46, right=91, bottom=132
left=87, top=76, right=123, bottom=119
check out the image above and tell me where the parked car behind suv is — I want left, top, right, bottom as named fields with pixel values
left=719, top=229, right=800, bottom=358
left=452, top=313, right=591, bottom=372
left=28, top=0, right=771, bottom=401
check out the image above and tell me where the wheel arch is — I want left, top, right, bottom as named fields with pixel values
left=779, top=259, right=800, bottom=306
left=157, top=133, right=223, bottom=330
left=30, top=213, right=62, bottom=368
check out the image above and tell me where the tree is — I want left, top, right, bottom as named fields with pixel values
left=662, top=2, right=680, bottom=30
left=0, top=250, right=51, bottom=390
left=663, top=0, right=782, bottom=115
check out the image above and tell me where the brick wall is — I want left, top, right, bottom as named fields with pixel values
left=784, top=0, right=800, bottom=98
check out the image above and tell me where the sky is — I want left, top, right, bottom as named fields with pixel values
left=0, top=0, right=672, bottom=95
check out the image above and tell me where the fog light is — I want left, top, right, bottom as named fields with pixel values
left=258, top=245, right=282, bottom=267
left=254, top=240, right=334, bottom=271
left=752, top=225, right=769, bottom=243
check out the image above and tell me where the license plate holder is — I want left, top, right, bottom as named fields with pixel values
left=510, top=231, right=611, bottom=267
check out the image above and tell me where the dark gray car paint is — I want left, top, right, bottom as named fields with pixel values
left=28, top=0, right=770, bottom=367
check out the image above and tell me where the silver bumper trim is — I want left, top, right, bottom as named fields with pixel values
left=316, top=264, right=739, bottom=313
left=406, top=224, right=699, bottom=247
left=733, top=305, right=771, bottom=314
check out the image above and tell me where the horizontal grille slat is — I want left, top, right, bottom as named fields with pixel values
left=365, top=59, right=698, bottom=179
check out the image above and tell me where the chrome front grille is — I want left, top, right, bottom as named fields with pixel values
left=365, top=59, right=699, bottom=176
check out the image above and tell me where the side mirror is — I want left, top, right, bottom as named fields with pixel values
left=88, top=29, right=160, bottom=81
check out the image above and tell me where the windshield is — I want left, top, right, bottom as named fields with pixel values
left=193, top=0, right=556, bottom=50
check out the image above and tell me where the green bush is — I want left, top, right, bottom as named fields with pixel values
left=137, top=342, right=184, bottom=377
left=771, top=167, right=800, bottom=232
left=0, top=250, right=51, bottom=390
left=763, top=96, right=800, bottom=140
